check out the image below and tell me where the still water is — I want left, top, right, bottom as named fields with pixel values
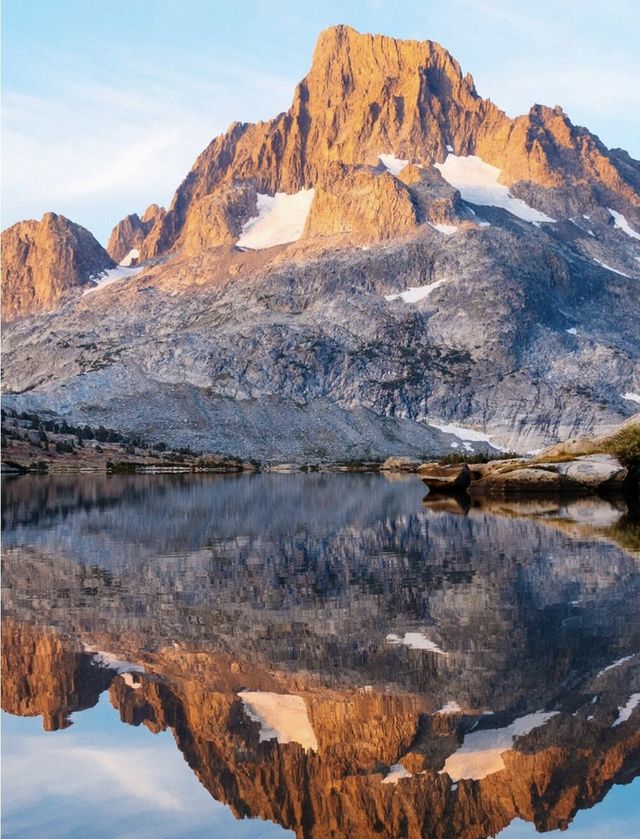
left=2, top=474, right=639, bottom=838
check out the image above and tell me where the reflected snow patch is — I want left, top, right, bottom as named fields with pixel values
left=435, top=701, right=462, bottom=715
left=238, top=691, right=318, bottom=751
left=612, top=693, right=640, bottom=727
left=382, top=763, right=412, bottom=784
left=386, top=632, right=446, bottom=654
left=439, top=712, right=558, bottom=781
left=88, top=650, right=144, bottom=675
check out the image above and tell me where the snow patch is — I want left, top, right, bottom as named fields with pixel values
left=435, top=701, right=462, bottom=715
left=89, top=650, right=144, bottom=675
left=439, top=712, right=558, bottom=781
left=434, top=154, right=555, bottom=224
left=119, top=248, right=140, bottom=267
left=593, top=258, right=631, bottom=278
left=429, top=222, right=457, bottom=235
left=386, top=632, right=446, bottom=654
left=622, top=392, right=640, bottom=405
left=382, top=763, right=412, bottom=784
left=238, top=691, right=318, bottom=751
left=236, top=189, right=315, bottom=249
left=428, top=421, right=493, bottom=444
left=121, top=672, right=142, bottom=690
left=385, top=278, right=447, bottom=303
left=597, top=654, right=635, bottom=677
left=84, top=265, right=144, bottom=295
left=379, top=153, right=410, bottom=176
left=608, top=208, right=640, bottom=240
left=612, top=694, right=640, bottom=727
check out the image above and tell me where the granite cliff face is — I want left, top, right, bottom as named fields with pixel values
left=1, top=213, right=114, bottom=322
left=106, top=203, right=166, bottom=262
left=115, top=25, right=639, bottom=256
left=2, top=26, right=640, bottom=456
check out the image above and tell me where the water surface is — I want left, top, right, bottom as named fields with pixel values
left=2, top=474, right=639, bottom=838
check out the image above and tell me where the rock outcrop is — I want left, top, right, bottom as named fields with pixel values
left=1, top=213, right=115, bottom=321
left=418, top=462, right=471, bottom=491
left=181, top=183, right=257, bottom=254
left=476, top=457, right=629, bottom=495
left=303, top=164, right=419, bottom=245
left=108, top=25, right=640, bottom=258
left=106, top=203, right=165, bottom=263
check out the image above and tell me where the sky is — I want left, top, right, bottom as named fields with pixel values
left=2, top=698, right=291, bottom=838
left=2, top=0, right=639, bottom=244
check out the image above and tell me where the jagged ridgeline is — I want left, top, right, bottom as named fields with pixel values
left=2, top=25, right=640, bottom=459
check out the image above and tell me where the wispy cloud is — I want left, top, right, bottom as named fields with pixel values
left=1, top=46, right=297, bottom=242
left=2, top=718, right=292, bottom=839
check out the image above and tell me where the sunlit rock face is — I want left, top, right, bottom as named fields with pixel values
left=3, top=26, right=640, bottom=455
left=106, top=203, right=166, bottom=263
left=1, top=212, right=115, bottom=321
left=2, top=475, right=640, bottom=837
left=124, top=25, right=638, bottom=255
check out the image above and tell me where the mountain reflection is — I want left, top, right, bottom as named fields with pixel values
left=2, top=474, right=639, bottom=838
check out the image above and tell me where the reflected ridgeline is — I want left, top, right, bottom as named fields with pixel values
left=2, top=474, right=640, bottom=837
left=2, top=619, right=639, bottom=839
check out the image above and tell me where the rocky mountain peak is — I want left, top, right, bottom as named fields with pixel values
left=106, top=25, right=639, bottom=260
left=1, top=212, right=114, bottom=322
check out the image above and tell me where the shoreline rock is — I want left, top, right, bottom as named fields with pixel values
left=468, top=454, right=628, bottom=495
left=418, top=462, right=471, bottom=491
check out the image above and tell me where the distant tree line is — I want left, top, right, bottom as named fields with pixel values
left=1, top=407, right=199, bottom=458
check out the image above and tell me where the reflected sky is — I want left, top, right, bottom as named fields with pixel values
left=497, top=779, right=640, bottom=838
left=1, top=697, right=291, bottom=839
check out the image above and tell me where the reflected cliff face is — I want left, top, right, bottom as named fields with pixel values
left=2, top=474, right=639, bottom=839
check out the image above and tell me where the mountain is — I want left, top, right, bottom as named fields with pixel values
left=106, top=203, right=165, bottom=263
left=1, top=212, right=115, bottom=322
left=2, top=25, right=640, bottom=458
left=108, top=25, right=640, bottom=258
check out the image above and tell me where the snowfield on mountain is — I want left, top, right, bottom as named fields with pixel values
left=2, top=25, right=639, bottom=461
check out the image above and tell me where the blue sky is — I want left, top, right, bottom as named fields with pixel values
left=3, top=0, right=639, bottom=243
left=2, top=699, right=291, bottom=838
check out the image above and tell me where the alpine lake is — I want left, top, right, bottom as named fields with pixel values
left=2, top=473, right=639, bottom=839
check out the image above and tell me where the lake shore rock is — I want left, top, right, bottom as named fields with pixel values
left=468, top=454, right=627, bottom=495
left=418, top=462, right=471, bottom=490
